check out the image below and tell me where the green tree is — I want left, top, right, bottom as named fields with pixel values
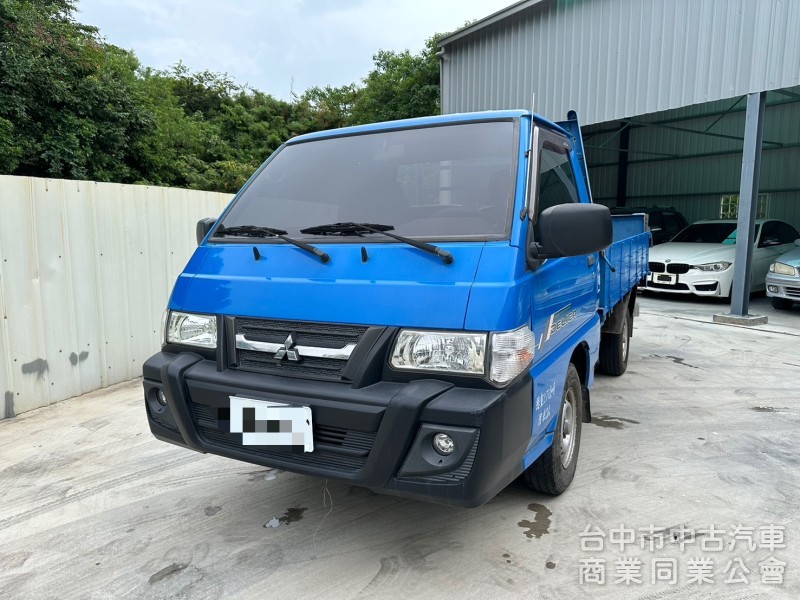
left=299, top=84, right=361, bottom=129
left=168, top=62, right=240, bottom=117
left=0, top=1, right=451, bottom=193
left=129, top=68, right=215, bottom=188
left=0, top=0, right=148, bottom=181
left=0, top=117, right=22, bottom=172
left=350, top=34, right=442, bottom=124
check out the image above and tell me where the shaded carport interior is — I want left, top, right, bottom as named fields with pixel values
left=583, top=87, right=800, bottom=229
left=437, top=0, right=800, bottom=320
left=583, top=86, right=800, bottom=319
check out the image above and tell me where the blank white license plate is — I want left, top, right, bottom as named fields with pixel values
left=229, top=396, right=314, bottom=452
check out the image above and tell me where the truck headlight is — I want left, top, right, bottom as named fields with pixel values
left=390, top=330, right=486, bottom=375
left=166, top=311, right=217, bottom=348
left=489, top=325, right=535, bottom=384
left=160, top=310, right=168, bottom=346
left=694, top=261, right=731, bottom=272
left=770, top=262, right=798, bottom=276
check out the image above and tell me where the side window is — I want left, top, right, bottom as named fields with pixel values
left=648, top=213, right=664, bottom=230
left=774, top=222, right=799, bottom=244
left=534, top=144, right=578, bottom=240
left=663, top=214, right=683, bottom=236
left=759, top=222, right=792, bottom=247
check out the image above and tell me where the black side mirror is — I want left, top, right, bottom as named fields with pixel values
left=530, top=203, right=612, bottom=258
left=196, top=217, right=217, bottom=245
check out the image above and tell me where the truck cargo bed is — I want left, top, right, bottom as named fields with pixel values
left=600, top=213, right=650, bottom=319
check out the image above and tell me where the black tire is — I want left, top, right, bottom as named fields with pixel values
left=598, top=310, right=631, bottom=376
left=771, top=296, right=794, bottom=310
left=522, top=364, right=583, bottom=495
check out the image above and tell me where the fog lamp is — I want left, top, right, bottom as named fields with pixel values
left=768, top=285, right=778, bottom=293
left=433, top=433, right=455, bottom=456
left=157, top=390, right=168, bottom=406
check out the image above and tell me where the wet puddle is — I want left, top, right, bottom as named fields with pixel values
left=518, top=503, right=551, bottom=539
left=264, top=506, right=307, bottom=528
left=590, top=415, right=640, bottom=429
left=649, top=354, right=699, bottom=369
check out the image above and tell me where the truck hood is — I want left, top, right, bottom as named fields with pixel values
left=648, top=242, right=736, bottom=265
left=169, top=242, right=486, bottom=329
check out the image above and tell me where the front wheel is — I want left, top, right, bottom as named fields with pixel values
left=522, top=364, right=583, bottom=495
left=771, top=296, right=794, bottom=310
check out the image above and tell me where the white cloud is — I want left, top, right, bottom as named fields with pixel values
left=78, top=0, right=512, bottom=98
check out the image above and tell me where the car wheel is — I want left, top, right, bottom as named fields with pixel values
left=522, top=364, right=583, bottom=495
left=598, top=310, right=631, bottom=376
left=771, top=297, right=794, bottom=310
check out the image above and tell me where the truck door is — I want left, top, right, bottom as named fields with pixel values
left=527, top=127, right=599, bottom=433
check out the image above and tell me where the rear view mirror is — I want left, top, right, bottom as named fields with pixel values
left=196, top=218, right=217, bottom=245
left=530, top=203, right=612, bottom=258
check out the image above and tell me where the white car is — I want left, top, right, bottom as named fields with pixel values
left=766, top=241, right=800, bottom=309
left=645, top=219, right=800, bottom=298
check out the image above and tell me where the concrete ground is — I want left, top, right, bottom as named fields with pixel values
left=1, top=296, right=798, bottom=600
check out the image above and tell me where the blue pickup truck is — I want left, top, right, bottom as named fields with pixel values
left=143, top=110, right=649, bottom=507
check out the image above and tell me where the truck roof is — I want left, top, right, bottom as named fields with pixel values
left=287, top=110, right=569, bottom=145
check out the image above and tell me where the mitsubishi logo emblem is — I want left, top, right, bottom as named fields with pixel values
left=274, top=333, right=300, bottom=362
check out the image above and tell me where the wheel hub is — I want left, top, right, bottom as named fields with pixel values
left=622, top=318, right=629, bottom=360
left=560, top=389, right=576, bottom=468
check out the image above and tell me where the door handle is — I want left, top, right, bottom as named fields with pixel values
left=587, top=255, right=596, bottom=267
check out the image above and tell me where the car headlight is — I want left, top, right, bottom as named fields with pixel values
left=694, top=261, right=732, bottom=272
left=166, top=311, right=217, bottom=348
left=489, top=325, right=536, bottom=384
left=390, top=330, right=487, bottom=375
left=770, top=262, right=798, bottom=276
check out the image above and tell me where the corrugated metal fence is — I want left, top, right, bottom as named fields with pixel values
left=0, top=176, right=233, bottom=419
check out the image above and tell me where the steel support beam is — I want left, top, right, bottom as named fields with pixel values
left=621, top=118, right=782, bottom=148
left=582, top=95, right=800, bottom=139
left=615, top=125, right=631, bottom=207
left=588, top=141, right=800, bottom=169
left=774, top=89, right=800, bottom=101
left=730, top=92, right=767, bottom=317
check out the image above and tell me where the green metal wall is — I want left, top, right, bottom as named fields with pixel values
left=585, top=89, right=800, bottom=230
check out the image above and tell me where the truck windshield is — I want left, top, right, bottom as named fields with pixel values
left=215, top=120, right=517, bottom=241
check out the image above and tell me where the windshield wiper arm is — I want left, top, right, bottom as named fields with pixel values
left=299, top=222, right=453, bottom=264
left=214, top=225, right=330, bottom=263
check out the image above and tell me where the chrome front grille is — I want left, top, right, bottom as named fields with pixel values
left=231, top=318, right=368, bottom=381
left=649, top=262, right=691, bottom=274
left=666, top=263, right=691, bottom=274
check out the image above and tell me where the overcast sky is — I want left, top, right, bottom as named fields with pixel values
left=77, top=0, right=512, bottom=100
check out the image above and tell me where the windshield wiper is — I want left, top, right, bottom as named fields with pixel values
left=214, top=225, right=330, bottom=263
left=299, top=222, right=453, bottom=264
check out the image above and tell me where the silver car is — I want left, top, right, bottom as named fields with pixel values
left=766, top=240, right=800, bottom=310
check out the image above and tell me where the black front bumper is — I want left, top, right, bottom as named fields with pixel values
left=143, top=352, right=532, bottom=507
